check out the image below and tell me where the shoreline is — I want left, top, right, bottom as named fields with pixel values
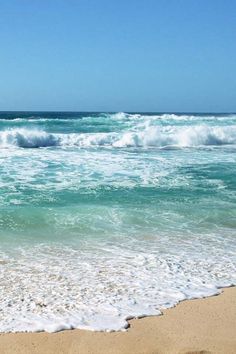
left=0, top=287, right=235, bottom=354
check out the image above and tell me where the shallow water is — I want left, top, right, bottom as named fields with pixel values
left=0, top=112, right=235, bottom=332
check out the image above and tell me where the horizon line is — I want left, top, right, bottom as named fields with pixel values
left=0, top=110, right=235, bottom=114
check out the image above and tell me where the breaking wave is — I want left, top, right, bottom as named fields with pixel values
left=112, top=125, right=236, bottom=148
left=0, top=129, right=59, bottom=148
left=0, top=125, right=236, bottom=149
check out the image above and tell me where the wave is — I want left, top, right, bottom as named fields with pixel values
left=58, top=124, right=236, bottom=148
left=0, top=129, right=58, bottom=148
left=109, top=112, right=236, bottom=121
left=112, top=125, right=236, bottom=148
left=1, top=112, right=235, bottom=122
left=0, top=125, right=236, bottom=149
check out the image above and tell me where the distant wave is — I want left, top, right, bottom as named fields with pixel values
left=0, top=112, right=236, bottom=122
left=109, top=112, right=236, bottom=122
left=0, top=125, right=236, bottom=149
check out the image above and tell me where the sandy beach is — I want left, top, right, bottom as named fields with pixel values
left=0, top=287, right=235, bottom=354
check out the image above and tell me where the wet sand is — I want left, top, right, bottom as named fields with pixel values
left=0, top=287, right=235, bottom=354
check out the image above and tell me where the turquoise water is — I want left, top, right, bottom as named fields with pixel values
left=0, top=112, right=235, bottom=332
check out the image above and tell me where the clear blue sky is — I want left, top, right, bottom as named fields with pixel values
left=0, top=0, right=235, bottom=112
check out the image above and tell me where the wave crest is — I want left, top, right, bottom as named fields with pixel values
left=1, top=125, right=236, bottom=149
left=65, top=125, right=236, bottom=148
left=0, top=129, right=59, bottom=148
left=113, top=125, right=236, bottom=148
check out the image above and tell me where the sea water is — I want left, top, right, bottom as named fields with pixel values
left=0, top=112, right=235, bottom=332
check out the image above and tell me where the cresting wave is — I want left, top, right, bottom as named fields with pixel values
left=0, top=125, right=236, bottom=148
left=0, top=129, right=58, bottom=148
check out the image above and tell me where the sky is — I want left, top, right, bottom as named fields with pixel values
left=0, top=0, right=235, bottom=112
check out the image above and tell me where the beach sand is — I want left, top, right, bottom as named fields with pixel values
left=0, top=287, right=235, bottom=354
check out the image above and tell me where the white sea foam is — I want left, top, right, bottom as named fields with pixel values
left=0, top=234, right=235, bottom=333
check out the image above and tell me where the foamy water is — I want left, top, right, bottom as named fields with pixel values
left=0, top=112, right=235, bottom=332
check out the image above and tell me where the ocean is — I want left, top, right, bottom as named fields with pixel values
left=0, top=111, right=235, bottom=332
